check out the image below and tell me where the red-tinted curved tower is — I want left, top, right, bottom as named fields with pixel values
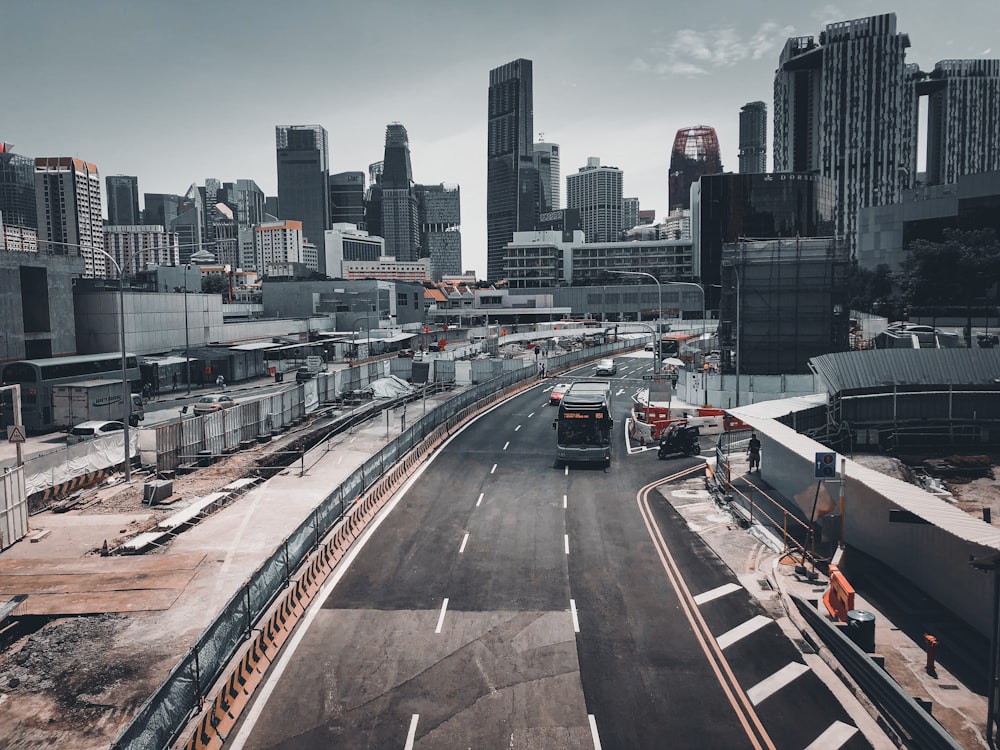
left=668, top=125, right=722, bottom=210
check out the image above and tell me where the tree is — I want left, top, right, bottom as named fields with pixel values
left=201, top=273, right=229, bottom=296
left=895, top=228, right=1000, bottom=305
left=845, top=262, right=895, bottom=313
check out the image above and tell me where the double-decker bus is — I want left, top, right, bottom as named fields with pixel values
left=0, top=353, right=141, bottom=433
left=552, top=381, right=614, bottom=466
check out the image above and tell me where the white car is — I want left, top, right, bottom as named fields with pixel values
left=67, top=420, right=126, bottom=444
left=595, top=359, right=618, bottom=376
left=193, top=394, right=237, bottom=415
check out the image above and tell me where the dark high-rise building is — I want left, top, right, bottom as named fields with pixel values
left=329, top=171, right=366, bottom=228
left=487, top=58, right=535, bottom=281
left=774, top=14, right=916, bottom=251
left=105, top=175, right=140, bottom=225
left=380, top=123, right=419, bottom=261
left=668, top=126, right=722, bottom=210
left=143, top=193, right=181, bottom=229
left=533, top=141, right=560, bottom=212
left=921, top=59, right=1000, bottom=186
left=221, top=179, right=266, bottom=229
left=738, top=102, right=767, bottom=174
left=275, top=124, right=330, bottom=248
left=364, top=161, right=385, bottom=239
left=415, top=183, right=462, bottom=277
left=0, top=142, right=36, bottom=229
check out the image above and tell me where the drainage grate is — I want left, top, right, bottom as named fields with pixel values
left=759, top=578, right=773, bottom=591
left=939, top=684, right=960, bottom=690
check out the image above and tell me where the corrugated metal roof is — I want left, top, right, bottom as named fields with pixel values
left=810, top=349, right=1000, bottom=394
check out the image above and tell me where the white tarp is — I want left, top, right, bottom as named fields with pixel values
left=24, top=433, right=138, bottom=496
left=369, top=375, right=416, bottom=400
left=0, top=466, right=28, bottom=550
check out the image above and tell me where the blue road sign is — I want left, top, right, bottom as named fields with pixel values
left=815, top=451, right=837, bottom=478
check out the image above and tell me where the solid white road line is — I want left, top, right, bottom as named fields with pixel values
left=476, top=492, right=484, bottom=507
left=803, top=721, right=859, bottom=750
left=693, top=582, right=742, bottom=605
left=570, top=599, right=580, bottom=633
left=459, top=533, right=469, bottom=554
left=435, top=598, right=449, bottom=634
left=588, top=714, right=603, bottom=750
left=716, top=614, right=771, bottom=649
left=404, top=714, right=419, bottom=750
left=564, top=534, right=569, bottom=554
left=746, top=661, right=810, bottom=705
left=503, top=441, right=509, bottom=450
left=490, top=463, right=497, bottom=474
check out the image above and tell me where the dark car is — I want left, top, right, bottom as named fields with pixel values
left=296, top=367, right=317, bottom=383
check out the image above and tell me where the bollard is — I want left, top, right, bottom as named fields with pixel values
left=924, top=633, right=938, bottom=675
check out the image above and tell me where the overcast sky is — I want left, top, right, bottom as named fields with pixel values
left=3, top=1, right=998, bottom=278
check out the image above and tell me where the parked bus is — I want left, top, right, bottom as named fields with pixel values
left=552, top=381, right=614, bottom=466
left=0, top=353, right=140, bottom=433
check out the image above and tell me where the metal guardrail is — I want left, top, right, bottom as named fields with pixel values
left=791, top=594, right=964, bottom=750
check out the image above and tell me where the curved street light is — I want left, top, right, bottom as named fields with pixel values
left=610, top=270, right=661, bottom=375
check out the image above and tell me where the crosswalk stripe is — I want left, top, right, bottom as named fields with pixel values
left=694, top=582, right=742, bottom=605
left=716, top=614, right=771, bottom=649
left=803, top=720, right=859, bottom=750
left=746, top=661, right=810, bottom=705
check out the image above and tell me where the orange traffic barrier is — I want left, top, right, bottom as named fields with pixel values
left=822, top=563, right=855, bottom=622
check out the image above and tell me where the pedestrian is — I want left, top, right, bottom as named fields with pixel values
left=216, top=374, right=225, bottom=391
left=747, top=432, right=761, bottom=472
left=172, top=372, right=178, bottom=392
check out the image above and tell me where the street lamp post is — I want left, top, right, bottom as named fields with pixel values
left=611, top=270, right=661, bottom=374
left=183, top=264, right=191, bottom=395
left=93, top=247, right=132, bottom=483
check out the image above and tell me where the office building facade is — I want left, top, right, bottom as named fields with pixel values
left=416, top=183, right=462, bottom=278
left=34, top=157, right=105, bottom=277
left=106, top=175, right=141, bottom=225
left=533, top=141, right=560, bottom=212
left=104, top=225, right=180, bottom=274
left=566, top=157, right=624, bottom=243
left=738, top=102, right=767, bottom=174
left=379, top=123, right=419, bottom=262
left=0, top=143, right=37, bottom=230
left=275, top=124, right=330, bottom=248
left=774, top=14, right=916, bottom=251
left=329, top=171, right=366, bottom=229
left=487, top=58, right=535, bottom=281
left=255, top=220, right=303, bottom=276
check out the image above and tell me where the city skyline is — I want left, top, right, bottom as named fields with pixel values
left=3, top=1, right=999, bottom=278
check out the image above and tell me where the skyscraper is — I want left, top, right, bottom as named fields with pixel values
left=487, top=58, right=534, bottom=281
left=566, top=157, right=624, bottom=243
left=415, top=183, right=462, bottom=278
left=0, top=142, right=36, bottom=229
left=921, top=59, right=1000, bottom=186
left=275, top=124, right=330, bottom=248
left=668, top=126, right=722, bottom=210
left=533, top=141, right=560, bottom=211
left=34, top=157, right=104, bottom=277
left=738, top=102, right=767, bottom=174
left=379, top=123, right=419, bottom=261
left=623, top=197, right=640, bottom=231
left=106, top=175, right=140, bottom=225
left=329, top=171, right=366, bottom=228
left=774, top=14, right=915, bottom=249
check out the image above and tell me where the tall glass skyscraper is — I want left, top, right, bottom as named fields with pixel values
left=487, top=58, right=534, bottom=281
left=106, top=175, right=141, bottom=225
left=275, top=124, right=330, bottom=249
left=0, top=143, right=37, bottom=229
left=379, top=123, right=419, bottom=261
left=329, top=171, right=366, bottom=229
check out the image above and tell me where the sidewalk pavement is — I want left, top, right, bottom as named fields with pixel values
left=667, top=464, right=990, bottom=750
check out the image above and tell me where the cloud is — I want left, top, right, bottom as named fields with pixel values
left=631, top=21, right=795, bottom=78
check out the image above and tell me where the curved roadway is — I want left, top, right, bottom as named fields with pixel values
left=232, top=353, right=871, bottom=750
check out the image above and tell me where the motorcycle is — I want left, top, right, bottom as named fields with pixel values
left=657, top=424, right=701, bottom=459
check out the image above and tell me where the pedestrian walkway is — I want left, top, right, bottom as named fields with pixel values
left=674, top=465, right=989, bottom=749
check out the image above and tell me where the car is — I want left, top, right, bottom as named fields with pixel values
left=595, top=358, right=617, bottom=376
left=644, top=342, right=655, bottom=352
left=295, top=367, right=317, bottom=383
left=549, top=382, right=571, bottom=405
left=66, top=420, right=125, bottom=444
left=192, top=394, right=236, bottom=415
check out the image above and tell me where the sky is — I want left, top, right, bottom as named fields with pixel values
left=3, top=1, right=998, bottom=278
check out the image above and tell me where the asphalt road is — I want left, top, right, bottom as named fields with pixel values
left=232, top=355, right=872, bottom=750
